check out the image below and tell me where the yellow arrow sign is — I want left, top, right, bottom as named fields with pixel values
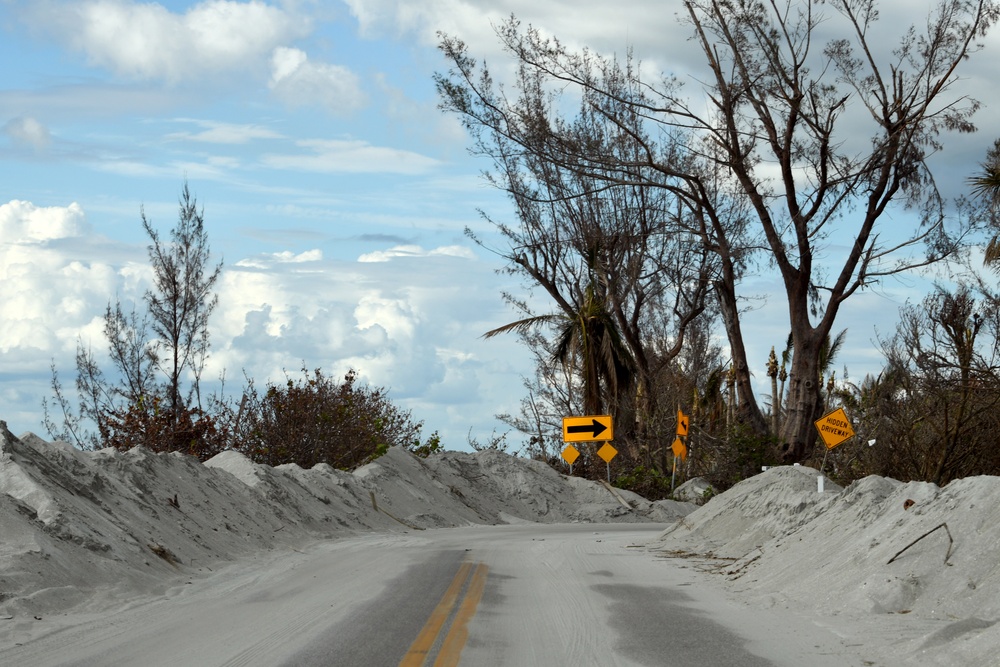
left=676, top=409, right=689, bottom=436
left=562, top=415, right=614, bottom=442
left=814, top=407, right=855, bottom=449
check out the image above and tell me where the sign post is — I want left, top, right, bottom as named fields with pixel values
left=671, top=410, right=690, bottom=491
left=597, top=443, right=618, bottom=482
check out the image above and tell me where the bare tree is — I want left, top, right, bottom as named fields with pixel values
left=455, top=65, right=717, bottom=455
left=437, top=0, right=997, bottom=461
left=103, top=299, right=159, bottom=406
left=872, top=282, right=1000, bottom=484
left=142, top=182, right=222, bottom=421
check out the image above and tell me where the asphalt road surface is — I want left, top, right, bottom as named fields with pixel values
left=3, top=524, right=867, bottom=666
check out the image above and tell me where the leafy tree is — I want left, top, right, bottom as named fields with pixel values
left=43, top=302, right=158, bottom=451
left=485, top=277, right=636, bottom=418
left=437, top=0, right=996, bottom=463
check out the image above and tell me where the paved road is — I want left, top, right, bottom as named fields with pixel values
left=3, top=524, right=867, bottom=666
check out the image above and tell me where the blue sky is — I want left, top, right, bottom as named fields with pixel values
left=1, top=0, right=998, bottom=449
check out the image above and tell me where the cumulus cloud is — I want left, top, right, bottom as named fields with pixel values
left=260, top=139, right=440, bottom=174
left=39, top=0, right=310, bottom=83
left=0, top=201, right=116, bottom=357
left=269, top=47, right=367, bottom=115
left=0, top=200, right=88, bottom=242
left=3, top=116, right=52, bottom=150
left=354, top=293, right=419, bottom=340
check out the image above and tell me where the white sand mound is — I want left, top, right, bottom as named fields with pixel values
left=651, top=465, right=1000, bottom=666
left=0, top=422, right=684, bottom=623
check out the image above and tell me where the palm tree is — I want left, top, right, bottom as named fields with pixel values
left=483, top=281, right=635, bottom=417
left=767, top=347, right=779, bottom=435
left=968, top=139, right=1000, bottom=266
left=819, top=329, right=848, bottom=387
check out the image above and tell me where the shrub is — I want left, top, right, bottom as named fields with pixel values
left=232, top=368, right=431, bottom=470
left=102, top=395, right=228, bottom=461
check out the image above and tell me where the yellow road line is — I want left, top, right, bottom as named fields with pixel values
left=399, top=561, right=473, bottom=667
left=434, top=562, right=489, bottom=667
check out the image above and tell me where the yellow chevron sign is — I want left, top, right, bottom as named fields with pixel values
left=562, top=415, right=614, bottom=442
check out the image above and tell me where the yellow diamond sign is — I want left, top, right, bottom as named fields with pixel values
left=561, top=444, right=581, bottom=465
left=672, top=437, right=687, bottom=461
left=814, top=407, right=855, bottom=449
left=597, top=442, right=618, bottom=463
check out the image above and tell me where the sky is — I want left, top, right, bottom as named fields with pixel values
left=1, top=0, right=999, bottom=450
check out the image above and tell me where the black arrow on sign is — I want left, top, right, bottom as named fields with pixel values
left=567, top=419, right=608, bottom=438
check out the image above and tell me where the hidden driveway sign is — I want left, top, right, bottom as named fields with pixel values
left=814, top=407, right=855, bottom=449
left=562, top=415, right=614, bottom=442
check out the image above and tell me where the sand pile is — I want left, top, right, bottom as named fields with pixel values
left=0, top=422, right=686, bottom=621
left=11, top=418, right=1000, bottom=665
left=651, top=465, right=1000, bottom=666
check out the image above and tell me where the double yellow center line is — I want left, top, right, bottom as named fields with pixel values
left=399, top=560, right=489, bottom=667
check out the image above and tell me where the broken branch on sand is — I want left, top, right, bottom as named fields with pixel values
left=887, top=523, right=954, bottom=566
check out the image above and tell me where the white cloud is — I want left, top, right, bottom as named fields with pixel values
left=354, top=293, right=418, bottom=340
left=342, top=0, right=688, bottom=56
left=260, top=138, right=440, bottom=174
left=166, top=119, right=285, bottom=144
left=3, top=116, right=52, bottom=150
left=269, top=47, right=367, bottom=115
left=430, top=245, right=476, bottom=259
left=0, top=201, right=120, bottom=357
left=358, top=244, right=475, bottom=262
left=0, top=198, right=529, bottom=448
left=0, top=200, right=88, bottom=242
left=41, top=0, right=310, bottom=83
left=234, top=249, right=323, bottom=269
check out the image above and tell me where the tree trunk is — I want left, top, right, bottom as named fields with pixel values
left=714, top=280, right=768, bottom=435
left=778, top=333, right=824, bottom=463
left=770, top=373, right=780, bottom=435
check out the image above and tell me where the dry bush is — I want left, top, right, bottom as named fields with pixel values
left=101, top=396, right=228, bottom=461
